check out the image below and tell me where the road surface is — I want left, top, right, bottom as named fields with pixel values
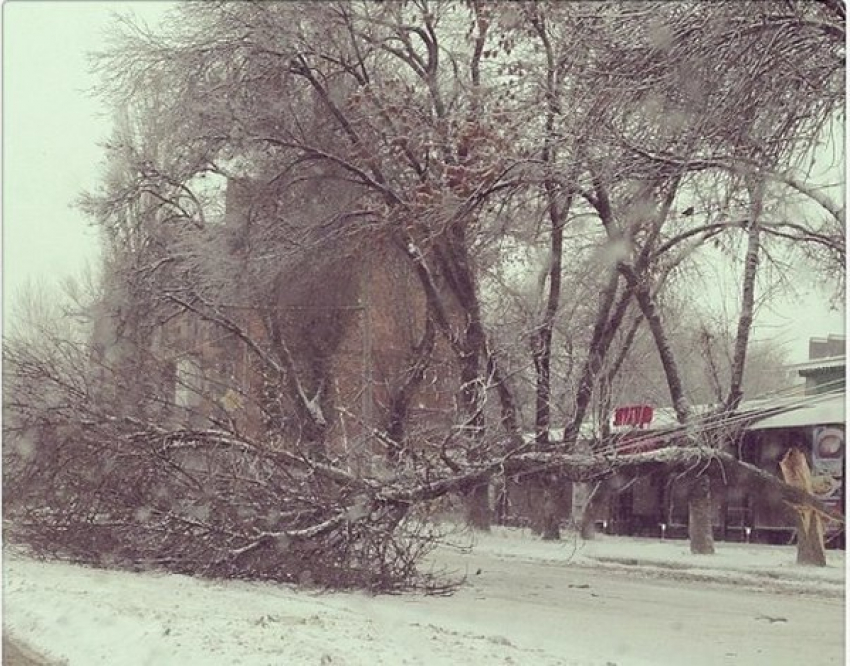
left=410, top=546, right=845, bottom=666
left=3, top=544, right=844, bottom=665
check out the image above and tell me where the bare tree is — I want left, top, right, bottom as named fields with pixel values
left=5, top=1, right=845, bottom=588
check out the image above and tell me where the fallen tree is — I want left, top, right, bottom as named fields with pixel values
left=5, top=0, right=844, bottom=592
left=5, top=336, right=841, bottom=591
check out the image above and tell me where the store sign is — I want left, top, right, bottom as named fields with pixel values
left=811, top=426, right=844, bottom=519
left=613, top=405, right=654, bottom=428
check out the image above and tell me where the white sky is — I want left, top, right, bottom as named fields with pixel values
left=2, top=1, right=845, bottom=363
left=2, top=1, right=175, bottom=317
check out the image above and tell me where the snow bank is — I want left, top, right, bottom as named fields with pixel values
left=3, top=551, right=575, bottom=666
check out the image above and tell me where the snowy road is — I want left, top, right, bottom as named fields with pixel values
left=3, top=532, right=845, bottom=666
left=428, top=547, right=844, bottom=666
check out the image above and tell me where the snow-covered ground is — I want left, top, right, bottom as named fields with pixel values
left=466, top=528, right=846, bottom=596
left=3, top=529, right=845, bottom=665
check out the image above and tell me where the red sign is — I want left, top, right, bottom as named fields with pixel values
left=613, top=405, right=654, bottom=428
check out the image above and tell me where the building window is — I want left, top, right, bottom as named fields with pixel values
left=175, top=356, right=204, bottom=408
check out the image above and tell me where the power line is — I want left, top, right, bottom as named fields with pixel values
left=586, top=386, right=845, bottom=459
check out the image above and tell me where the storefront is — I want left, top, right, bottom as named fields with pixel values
left=598, top=393, right=846, bottom=547
left=739, top=394, right=845, bottom=546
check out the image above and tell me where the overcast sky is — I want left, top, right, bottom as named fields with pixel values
left=2, top=1, right=845, bottom=363
left=3, top=1, right=174, bottom=316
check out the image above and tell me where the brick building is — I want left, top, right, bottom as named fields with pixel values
left=142, top=178, right=459, bottom=471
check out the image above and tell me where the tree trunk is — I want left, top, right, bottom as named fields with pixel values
left=464, top=483, right=491, bottom=531
left=780, top=448, right=827, bottom=566
left=688, top=476, right=715, bottom=554
left=539, top=476, right=561, bottom=540
left=580, top=514, right=598, bottom=540
left=526, top=476, right=544, bottom=535
left=627, top=268, right=716, bottom=553
left=579, top=481, right=609, bottom=540
left=573, top=481, right=592, bottom=538
left=385, top=317, right=436, bottom=451
left=793, top=512, right=827, bottom=566
left=563, top=270, right=626, bottom=444
left=725, top=177, right=763, bottom=411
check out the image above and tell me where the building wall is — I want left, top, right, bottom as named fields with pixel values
left=148, top=238, right=461, bottom=471
left=802, top=368, right=846, bottom=395
left=801, top=334, right=846, bottom=395
left=97, top=175, right=465, bottom=474
left=809, top=335, right=846, bottom=360
left=330, top=242, right=459, bottom=471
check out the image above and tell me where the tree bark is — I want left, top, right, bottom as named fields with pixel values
left=399, top=231, right=495, bottom=530
left=563, top=270, right=628, bottom=445
left=539, top=474, right=562, bottom=540
left=579, top=513, right=597, bottom=540
left=527, top=12, right=576, bottom=541
left=385, top=317, right=436, bottom=452
left=464, top=482, right=491, bottom=531
left=792, top=512, right=827, bottom=567
left=688, top=475, right=715, bottom=554
left=579, top=481, right=609, bottom=540
left=780, top=448, right=827, bottom=566
left=725, top=178, right=763, bottom=410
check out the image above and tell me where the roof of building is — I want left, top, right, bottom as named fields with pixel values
left=744, top=391, right=845, bottom=430
left=789, top=356, right=846, bottom=376
left=809, top=335, right=846, bottom=343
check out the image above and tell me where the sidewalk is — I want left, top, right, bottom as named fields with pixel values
left=463, top=528, right=846, bottom=596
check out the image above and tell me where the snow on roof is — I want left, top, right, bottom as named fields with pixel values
left=790, top=357, right=846, bottom=375
left=745, top=392, right=846, bottom=430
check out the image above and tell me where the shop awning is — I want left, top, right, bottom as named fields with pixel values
left=746, top=393, right=846, bottom=430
